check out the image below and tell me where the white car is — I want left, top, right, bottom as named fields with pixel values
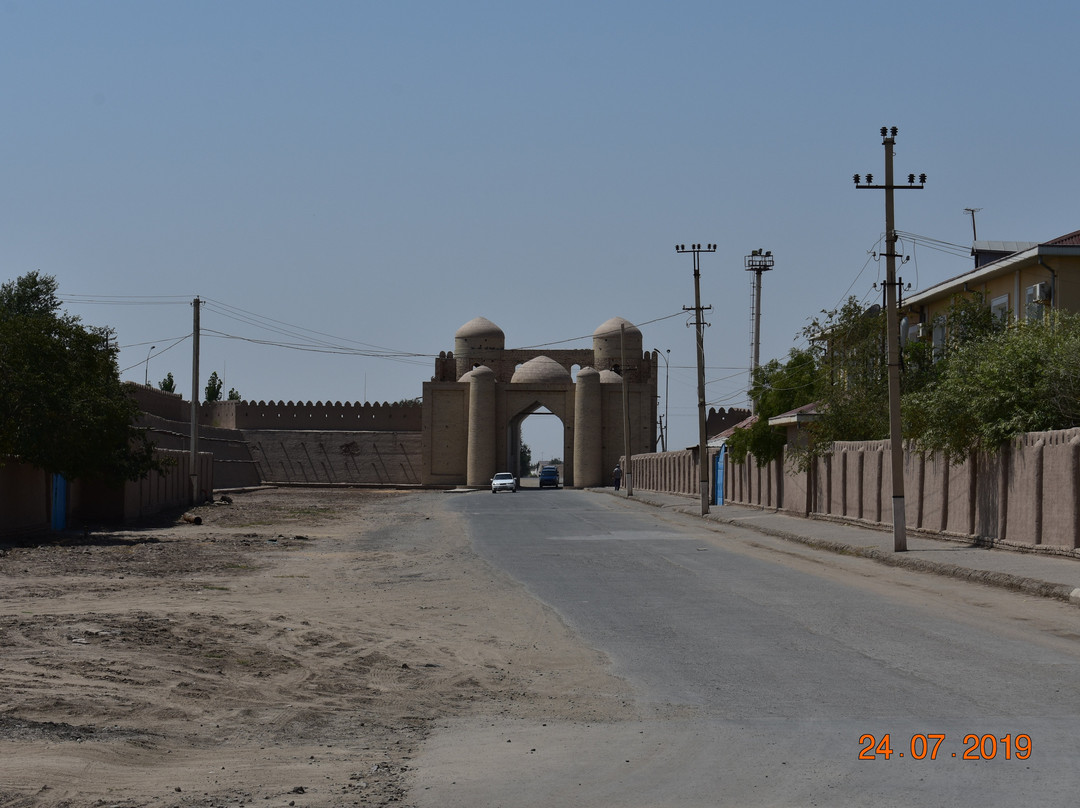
left=491, top=472, right=517, bottom=493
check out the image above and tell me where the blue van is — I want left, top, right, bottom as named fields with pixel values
left=538, top=466, right=560, bottom=488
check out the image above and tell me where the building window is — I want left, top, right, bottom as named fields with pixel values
left=990, top=294, right=1009, bottom=322
left=932, top=322, right=946, bottom=358
left=1025, top=283, right=1050, bottom=322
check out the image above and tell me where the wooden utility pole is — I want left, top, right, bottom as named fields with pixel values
left=855, top=128, right=925, bottom=552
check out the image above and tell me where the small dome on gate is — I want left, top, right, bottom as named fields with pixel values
left=511, top=356, right=572, bottom=384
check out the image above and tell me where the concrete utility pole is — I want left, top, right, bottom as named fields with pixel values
left=620, top=323, right=633, bottom=497
left=190, top=297, right=201, bottom=505
left=744, top=249, right=774, bottom=414
left=652, top=348, right=670, bottom=452
left=855, top=127, right=925, bottom=552
left=677, top=243, right=715, bottom=516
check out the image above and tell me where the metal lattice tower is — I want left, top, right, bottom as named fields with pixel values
left=744, top=249, right=774, bottom=413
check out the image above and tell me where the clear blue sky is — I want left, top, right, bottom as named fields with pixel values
left=3, top=0, right=1077, bottom=459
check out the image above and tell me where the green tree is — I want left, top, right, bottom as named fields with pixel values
left=735, top=291, right=1071, bottom=469
left=904, top=313, right=1080, bottom=461
left=519, top=441, right=532, bottom=475
left=739, top=297, right=926, bottom=468
left=0, top=270, right=60, bottom=316
left=795, top=292, right=1036, bottom=464
left=0, top=272, right=160, bottom=483
left=204, top=372, right=223, bottom=402
left=158, top=372, right=176, bottom=394
left=802, top=297, right=891, bottom=453
left=727, top=347, right=820, bottom=466
left=227, top=388, right=241, bottom=401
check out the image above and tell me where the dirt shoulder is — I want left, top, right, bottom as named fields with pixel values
left=0, top=488, right=634, bottom=807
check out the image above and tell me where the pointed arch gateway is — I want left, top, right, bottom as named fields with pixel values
left=507, top=396, right=571, bottom=479
left=420, top=317, right=657, bottom=489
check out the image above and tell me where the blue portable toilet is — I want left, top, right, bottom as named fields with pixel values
left=713, top=444, right=725, bottom=506
left=51, top=475, right=68, bottom=531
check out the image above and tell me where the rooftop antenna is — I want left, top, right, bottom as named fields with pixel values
left=964, top=207, right=982, bottom=244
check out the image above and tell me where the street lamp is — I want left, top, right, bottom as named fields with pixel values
left=652, top=348, right=670, bottom=452
left=144, top=345, right=156, bottom=387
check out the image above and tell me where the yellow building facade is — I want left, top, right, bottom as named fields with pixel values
left=901, top=229, right=1080, bottom=346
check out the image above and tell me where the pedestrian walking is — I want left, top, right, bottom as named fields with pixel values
left=613, top=463, right=622, bottom=491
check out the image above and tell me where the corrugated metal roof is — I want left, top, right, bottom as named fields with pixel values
left=972, top=240, right=1037, bottom=254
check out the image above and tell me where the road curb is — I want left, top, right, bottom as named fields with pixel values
left=594, top=489, right=1080, bottom=607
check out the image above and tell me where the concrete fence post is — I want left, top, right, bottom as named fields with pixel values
left=1032, top=440, right=1044, bottom=545
left=999, top=441, right=1013, bottom=543
left=1071, top=436, right=1080, bottom=549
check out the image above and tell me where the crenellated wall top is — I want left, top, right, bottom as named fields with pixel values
left=199, top=398, right=423, bottom=431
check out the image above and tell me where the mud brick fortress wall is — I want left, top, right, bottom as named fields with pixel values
left=199, top=399, right=422, bottom=432
left=129, top=386, right=422, bottom=488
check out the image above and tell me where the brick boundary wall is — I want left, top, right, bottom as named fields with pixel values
left=719, top=429, right=1080, bottom=553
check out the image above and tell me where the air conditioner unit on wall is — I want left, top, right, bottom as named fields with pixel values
left=1033, top=282, right=1052, bottom=303
left=908, top=322, right=929, bottom=340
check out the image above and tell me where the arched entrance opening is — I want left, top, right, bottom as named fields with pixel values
left=521, top=406, right=564, bottom=472
left=508, top=401, right=568, bottom=485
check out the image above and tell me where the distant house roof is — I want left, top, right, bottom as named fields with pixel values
left=767, top=401, right=819, bottom=428
left=706, top=403, right=819, bottom=447
left=708, top=414, right=758, bottom=445
left=1047, top=228, right=1080, bottom=247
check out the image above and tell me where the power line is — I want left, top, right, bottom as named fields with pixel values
left=68, top=292, right=696, bottom=377
left=894, top=230, right=970, bottom=259
left=117, top=334, right=191, bottom=374
left=200, top=297, right=418, bottom=356
left=65, top=292, right=436, bottom=363
left=61, top=294, right=191, bottom=305
left=200, top=329, right=433, bottom=365
left=512, top=310, right=686, bottom=350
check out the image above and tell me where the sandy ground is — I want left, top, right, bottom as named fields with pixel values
left=0, top=488, right=635, bottom=807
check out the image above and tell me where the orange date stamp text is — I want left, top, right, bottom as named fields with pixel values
left=859, top=733, right=1032, bottom=761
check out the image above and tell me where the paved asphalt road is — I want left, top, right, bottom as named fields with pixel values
left=412, top=487, right=1080, bottom=807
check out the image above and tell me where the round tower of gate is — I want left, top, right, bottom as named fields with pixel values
left=464, top=365, right=497, bottom=486
left=573, top=367, right=603, bottom=487
left=592, top=317, right=641, bottom=375
left=455, top=317, right=506, bottom=380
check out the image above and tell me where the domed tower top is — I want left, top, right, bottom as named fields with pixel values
left=455, top=317, right=505, bottom=379
left=592, top=317, right=642, bottom=373
left=510, top=356, right=572, bottom=385
left=455, top=316, right=505, bottom=346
